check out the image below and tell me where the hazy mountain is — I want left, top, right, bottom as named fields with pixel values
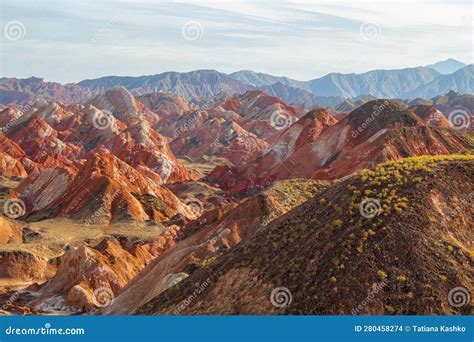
left=404, top=65, right=474, bottom=99
left=261, top=82, right=342, bottom=107
left=229, top=70, right=308, bottom=90
left=425, top=58, right=467, bottom=74
left=78, top=70, right=254, bottom=101
left=307, top=67, right=441, bottom=98
left=230, top=67, right=447, bottom=101
left=229, top=71, right=342, bottom=107
left=0, top=77, right=94, bottom=104
left=1, top=60, right=471, bottom=106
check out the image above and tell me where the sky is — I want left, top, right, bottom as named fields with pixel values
left=0, top=0, right=472, bottom=83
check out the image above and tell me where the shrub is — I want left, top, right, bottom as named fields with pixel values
left=378, top=270, right=388, bottom=280
left=396, top=275, right=407, bottom=282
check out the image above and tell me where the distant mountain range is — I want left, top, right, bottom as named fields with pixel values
left=228, top=70, right=309, bottom=90
left=0, top=59, right=471, bottom=107
left=425, top=58, right=467, bottom=74
left=78, top=70, right=253, bottom=100
left=406, top=65, right=473, bottom=98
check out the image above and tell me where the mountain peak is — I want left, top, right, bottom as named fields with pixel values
left=425, top=58, right=467, bottom=74
left=346, top=99, right=423, bottom=135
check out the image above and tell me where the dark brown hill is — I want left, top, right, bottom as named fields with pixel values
left=137, top=155, right=473, bottom=315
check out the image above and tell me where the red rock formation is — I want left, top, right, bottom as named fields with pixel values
left=87, top=87, right=158, bottom=125
left=170, top=117, right=269, bottom=164
left=27, top=102, right=72, bottom=127
left=220, top=135, right=269, bottom=165
left=102, top=180, right=322, bottom=314
left=9, top=118, right=81, bottom=169
left=27, top=227, right=183, bottom=312
left=0, top=250, right=56, bottom=282
left=220, top=90, right=302, bottom=139
left=0, top=216, right=22, bottom=244
left=409, top=105, right=451, bottom=128
left=0, top=135, right=27, bottom=177
left=0, top=132, right=25, bottom=159
left=137, top=92, right=189, bottom=118
left=0, top=152, right=27, bottom=177
left=156, top=109, right=211, bottom=139
left=0, top=93, right=197, bottom=223
left=14, top=151, right=195, bottom=223
left=98, top=120, right=196, bottom=184
left=208, top=101, right=472, bottom=193
left=207, top=108, right=337, bottom=192
left=0, top=107, right=23, bottom=133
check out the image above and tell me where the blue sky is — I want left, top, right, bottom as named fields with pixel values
left=0, top=0, right=472, bottom=83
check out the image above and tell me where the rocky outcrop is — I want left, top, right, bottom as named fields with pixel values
left=28, top=227, right=182, bottom=312
left=137, top=156, right=474, bottom=315
left=208, top=100, right=473, bottom=194
left=13, top=151, right=195, bottom=223
left=0, top=216, right=22, bottom=244
left=0, top=250, right=56, bottom=282
left=137, top=92, right=189, bottom=117
left=221, top=90, right=302, bottom=139
left=103, top=180, right=325, bottom=314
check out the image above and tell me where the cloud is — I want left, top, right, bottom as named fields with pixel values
left=1, top=0, right=471, bottom=82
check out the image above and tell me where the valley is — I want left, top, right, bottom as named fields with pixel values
left=0, top=75, right=472, bottom=315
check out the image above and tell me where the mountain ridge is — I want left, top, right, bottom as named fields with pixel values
left=1, top=61, right=472, bottom=109
left=425, top=58, right=467, bottom=74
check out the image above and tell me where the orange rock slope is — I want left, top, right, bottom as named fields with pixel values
left=101, top=179, right=324, bottom=314
left=13, top=151, right=195, bottom=223
left=156, top=90, right=302, bottom=165
left=30, top=229, right=182, bottom=312
left=0, top=88, right=198, bottom=222
left=221, top=90, right=302, bottom=139
left=208, top=100, right=473, bottom=194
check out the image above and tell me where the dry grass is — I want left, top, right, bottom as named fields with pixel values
left=178, top=156, right=231, bottom=176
